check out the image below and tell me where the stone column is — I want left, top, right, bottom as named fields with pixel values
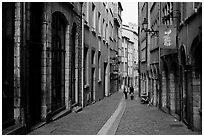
left=162, top=71, right=167, bottom=108
left=192, top=68, right=201, bottom=130
left=169, top=73, right=175, bottom=112
left=153, top=79, right=157, bottom=106
left=41, top=3, right=52, bottom=120
left=65, top=25, right=70, bottom=110
left=41, top=3, right=48, bottom=121
left=14, top=2, right=23, bottom=125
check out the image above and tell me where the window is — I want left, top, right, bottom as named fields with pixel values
left=125, top=48, right=128, bottom=58
left=109, top=22, right=112, bottom=40
left=125, top=62, right=127, bottom=72
left=98, top=39, right=101, bottom=51
left=118, top=6, right=122, bottom=17
left=92, top=3, right=96, bottom=30
left=85, top=2, right=89, bottom=24
left=92, top=50, right=96, bottom=65
left=103, top=19, right=105, bottom=40
left=84, top=47, right=89, bottom=85
left=121, top=47, right=124, bottom=57
left=109, top=22, right=113, bottom=40
left=98, top=51, right=101, bottom=81
left=98, top=12, right=101, bottom=35
left=122, top=62, right=124, bottom=72
left=163, top=3, right=173, bottom=25
left=170, top=2, right=173, bottom=25
left=141, top=48, right=146, bottom=62
left=106, top=23, right=108, bottom=41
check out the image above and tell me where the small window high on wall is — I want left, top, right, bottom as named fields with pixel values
left=92, top=3, right=96, bottom=30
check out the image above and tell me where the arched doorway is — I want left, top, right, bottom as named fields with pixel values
left=190, top=36, right=202, bottom=130
left=51, top=12, right=66, bottom=112
left=180, top=45, right=191, bottom=127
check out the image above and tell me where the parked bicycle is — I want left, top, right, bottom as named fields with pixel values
left=140, top=93, right=149, bottom=104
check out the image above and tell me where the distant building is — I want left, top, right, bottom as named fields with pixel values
left=121, top=23, right=138, bottom=89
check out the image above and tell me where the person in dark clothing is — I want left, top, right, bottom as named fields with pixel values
left=129, top=86, right=134, bottom=100
left=129, top=86, right=134, bottom=94
left=124, top=86, right=128, bottom=99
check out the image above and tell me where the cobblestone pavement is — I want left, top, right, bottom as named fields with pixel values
left=29, top=90, right=201, bottom=135
left=116, top=95, right=201, bottom=135
left=29, top=91, right=123, bottom=135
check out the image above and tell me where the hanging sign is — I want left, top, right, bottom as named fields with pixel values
left=159, top=25, right=176, bottom=49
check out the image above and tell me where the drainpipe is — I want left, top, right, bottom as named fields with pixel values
left=158, top=2, right=162, bottom=108
left=81, top=2, right=84, bottom=108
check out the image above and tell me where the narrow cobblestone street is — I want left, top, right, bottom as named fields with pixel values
left=116, top=95, right=201, bottom=135
left=29, top=91, right=201, bottom=135
left=2, top=2, right=202, bottom=135
left=28, top=92, right=123, bottom=135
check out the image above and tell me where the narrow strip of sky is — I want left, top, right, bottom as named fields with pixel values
left=121, top=2, right=138, bottom=26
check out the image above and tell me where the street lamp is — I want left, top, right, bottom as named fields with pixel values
left=141, top=18, right=159, bottom=36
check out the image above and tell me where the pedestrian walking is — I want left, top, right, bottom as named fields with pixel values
left=124, top=86, right=128, bottom=99
left=129, top=86, right=134, bottom=100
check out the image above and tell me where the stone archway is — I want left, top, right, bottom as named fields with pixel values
left=189, top=36, right=202, bottom=130
left=180, top=44, right=191, bottom=127
left=51, top=11, right=67, bottom=112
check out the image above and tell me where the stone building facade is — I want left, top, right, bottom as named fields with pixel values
left=2, top=2, right=82, bottom=134
left=138, top=2, right=202, bottom=131
left=2, top=2, right=123, bottom=134
left=138, top=2, right=150, bottom=98
left=121, top=23, right=138, bottom=89
left=177, top=2, right=202, bottom=131
left=82, top=2, right=123, bottom=106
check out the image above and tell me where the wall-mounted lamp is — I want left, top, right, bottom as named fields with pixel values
left=141, top=18, right=159, bottom=36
